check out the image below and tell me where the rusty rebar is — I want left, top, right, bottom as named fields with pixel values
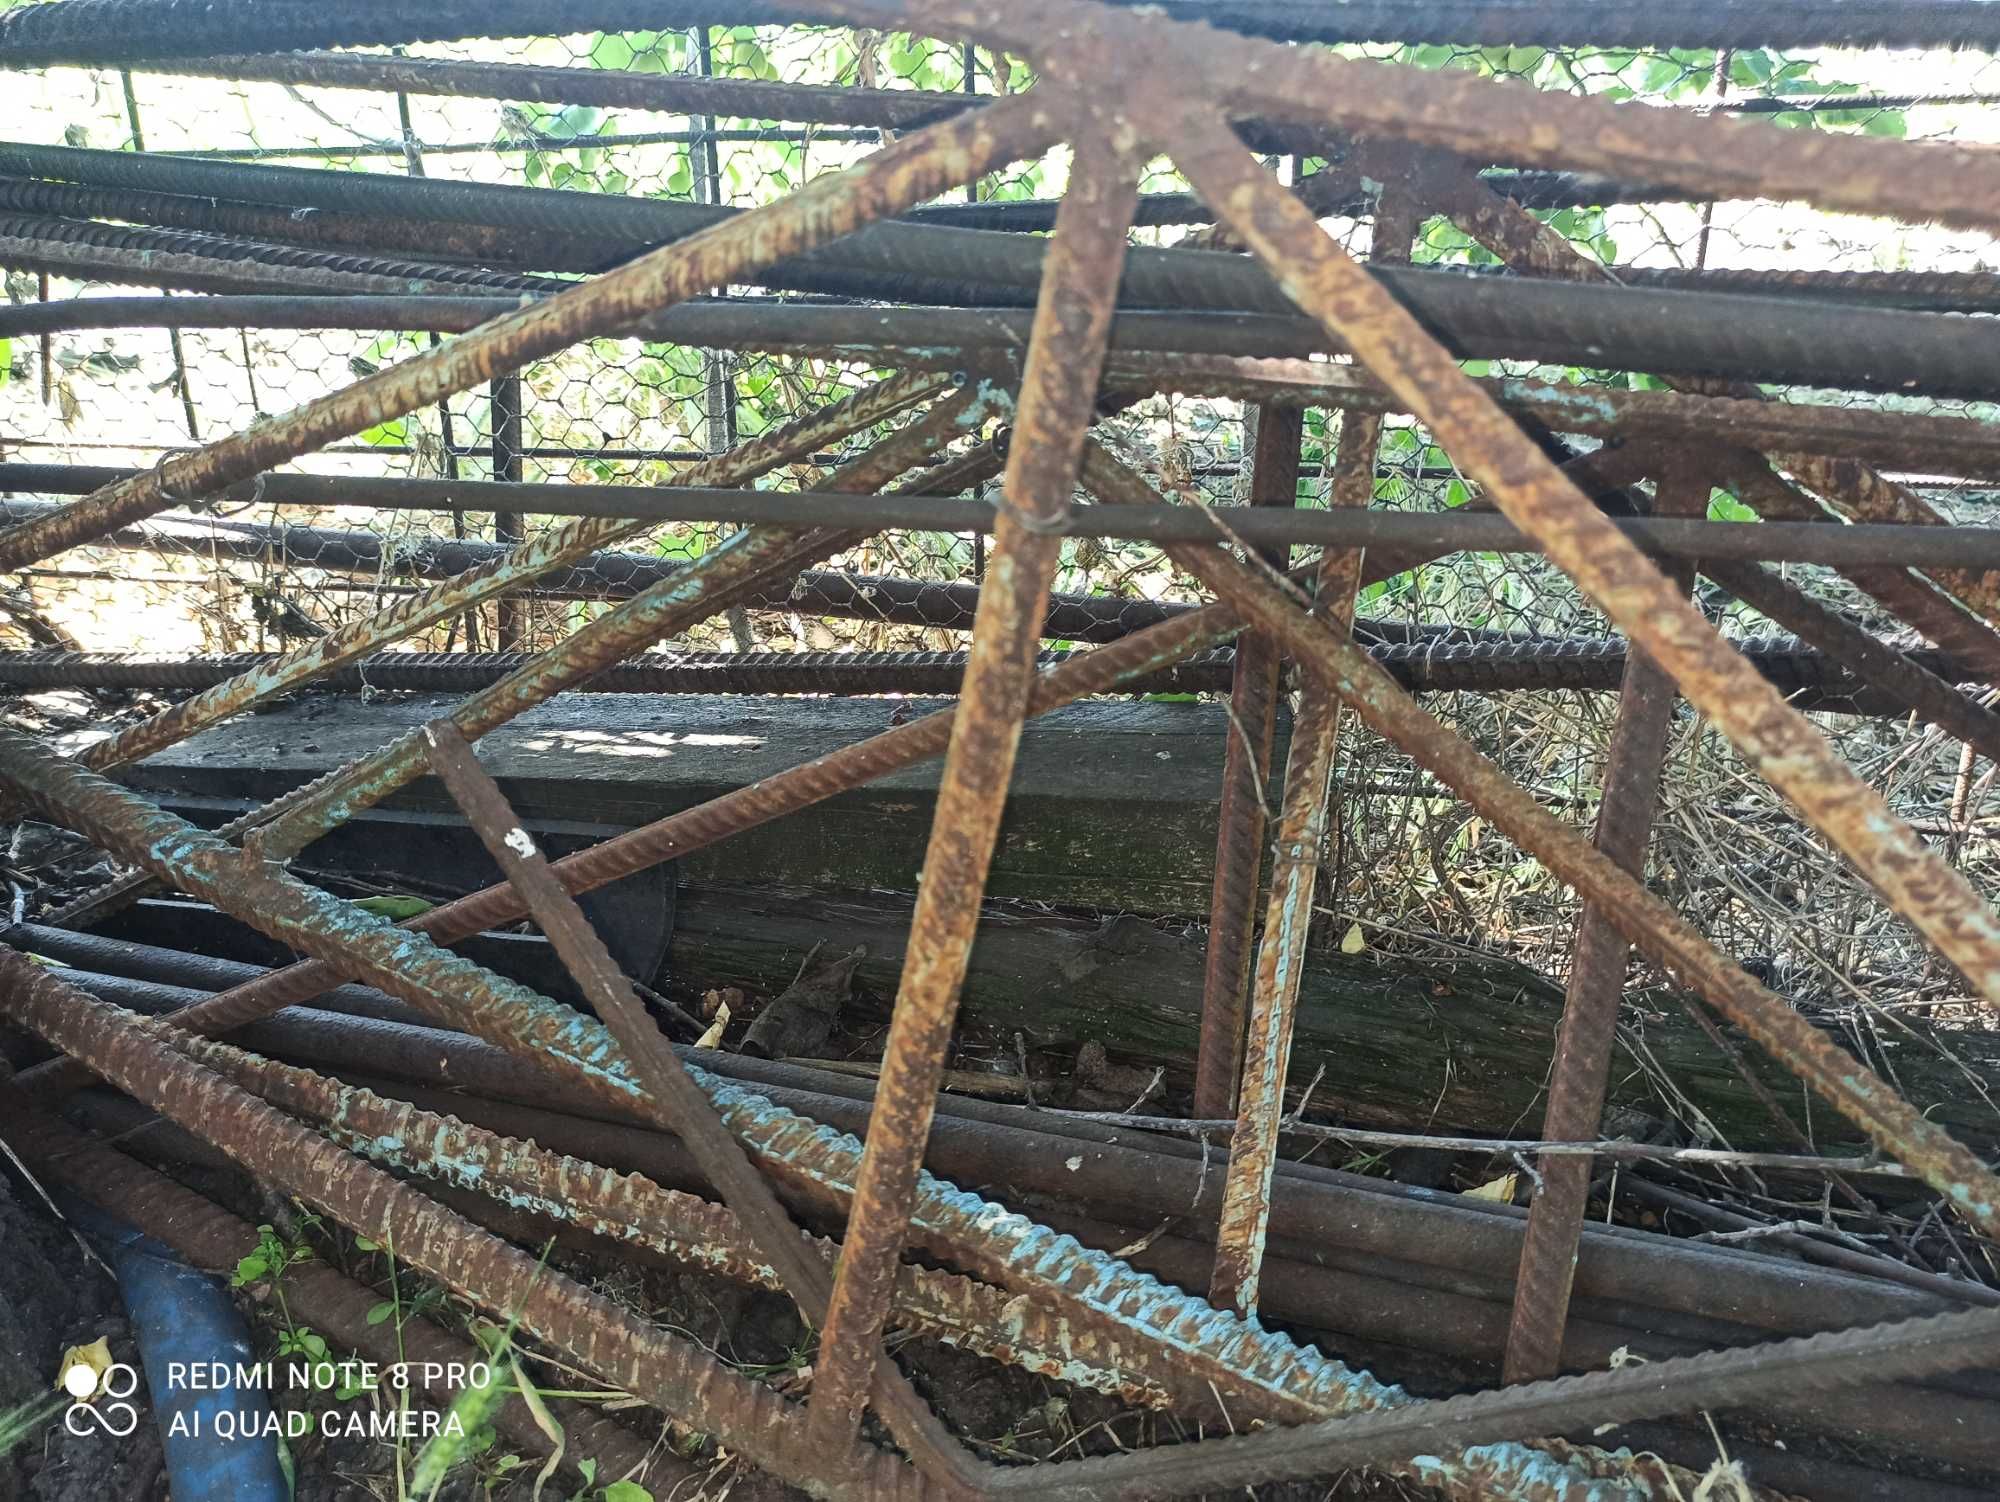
left=1501, top=469, right=1705, bottom=1384
left=1077, top=441, right=2000, bottom=1237
left=0, top=92, right=1055, bottom=576
left=50, top=390, right=994, bottom=932
left=0, top=945, right=932, bottom=1502
left=0, top=734, right=1691, bottom=1501
left=1425, top=151, right=2000, bottom=694
left=1211, top=161, right=1422, bottom=1314
left=805, top=131, right=1142, bottom=1463
left=1170, top=111, right=2000, bottom=1015
left=995, top=1302, right=2000, bottom=1502
left=419, top=721, right=989, bottom=1492
left=145, top=1027, right=1186, bottom=1414
left=1192, top=405, right=1297, bottom=1119
left=1701, top=558, right=2000, bottom=765
left=242, top=389, right=994, bottom=870
left=65, top=372, right=942, bottom=780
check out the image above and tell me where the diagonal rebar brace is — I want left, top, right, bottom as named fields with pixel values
left=0, top=91, right=1058, bottom=576
left=1165, top=112, right=2000, bottom=1011
left=417, top=721, right=991, bottom=1493
left=1423, top=153, right=2000, bottom=687
left=69, top=370, right=945, bottom=778
left=0, top=946, right=936, bottom=1502
left=53, top=386, right=996, bottom=931
left=1078, top=439, right=2000, bottom=1235
left=803, top=129, right=1143, bottom=1461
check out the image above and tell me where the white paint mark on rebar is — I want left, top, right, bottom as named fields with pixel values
left=504, top=827, right=538, bottom=860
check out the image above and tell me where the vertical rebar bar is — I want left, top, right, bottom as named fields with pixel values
left=1192, top=404, right=1297, bottom=1119
left=1501, top=466, right=1703, bottom=1383
left=1210, top=160, right=1423, bottom=1314
left=803, top=132, right=1140, bottom=1462
left=490, top=373, right=526, bottom=650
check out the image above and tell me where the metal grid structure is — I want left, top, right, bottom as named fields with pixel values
left=3, top=1, right=2000, bottom=1498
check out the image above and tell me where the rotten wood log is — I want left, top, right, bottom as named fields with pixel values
left=668, top=884, right=2000, bottom=1158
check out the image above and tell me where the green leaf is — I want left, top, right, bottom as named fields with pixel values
left=602, top=1482, right=655, bottom=1502
left=231, top=1253, right=269, bottom=1287
left=0, top=337, right=10, bottom=387
left=1708, top=491, right=1757, bottom=523
left=366, top=1301, right=396, bottom=1326
left=1862, top=111, right=1909, bottom=139
left=353, top=894, right=433, bottom=920
left=358, top=419, right=408, bottom=449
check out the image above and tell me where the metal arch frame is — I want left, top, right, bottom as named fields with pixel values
left=7, top=1, right=2000, bottom=1497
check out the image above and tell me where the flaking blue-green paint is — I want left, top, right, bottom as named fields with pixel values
left=1495, top=378, right=1623, bottom=426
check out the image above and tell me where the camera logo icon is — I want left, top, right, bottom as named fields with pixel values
left=62, top=1358, right=140, bottom=1438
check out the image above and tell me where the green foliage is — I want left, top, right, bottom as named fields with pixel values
left=352, top=893, right=434, bottom=920
left=0, top=1394, right=64, bottom=1459
left=233, top=1222, right=313, bottom=1289
left=587, top=30, right=687, bottom=74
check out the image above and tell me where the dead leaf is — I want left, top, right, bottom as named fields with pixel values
left=1339, top=922, right=1366, bottom=955
left=694, top=1000, right=732, bottom=1050
left=55, top=1336, right=113, bottom=1397
left=1464, top=1172, right=1518, bottom=1203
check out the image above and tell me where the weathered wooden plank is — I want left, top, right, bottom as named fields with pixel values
left=670, top=884, right=2000, bottom=1156
left=87, top=692, right=1272, bottom=911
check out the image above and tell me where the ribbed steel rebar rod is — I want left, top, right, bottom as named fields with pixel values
left=420, top=719, right=987, bottom=1492
left=998, top=1301, right=2000, bottom=1502
left=1701, top=558, right=2000, bottom=765
left=49, top=392, right=996, bottom=933
left=0, top=946, right=934, bottom=1502
left=805, top=132, right=1141, bottom=1464
left=1172, top=113, right=2000, bottom=1015
left=0, top=93, right=1056, bottom=577
left=0, top=732, right=1667, bottom=1502
left=64, top=374, right=942, bottom=780
left=799, top=0, right=2000, bottom=235
left=6, top=0, right=2000, bottom=67
left=24, top=483, right=2000, bottom=568
left=1210, top=162, right=1421, bottom=1314
left=1078, top=441, right=2000, bottom=1237
left=1192, top=406, right=1296, bottom=1119
left=153, top=1023, right=1184, bottom=1413
left=1502, top=469, right=1704, bottom=1384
